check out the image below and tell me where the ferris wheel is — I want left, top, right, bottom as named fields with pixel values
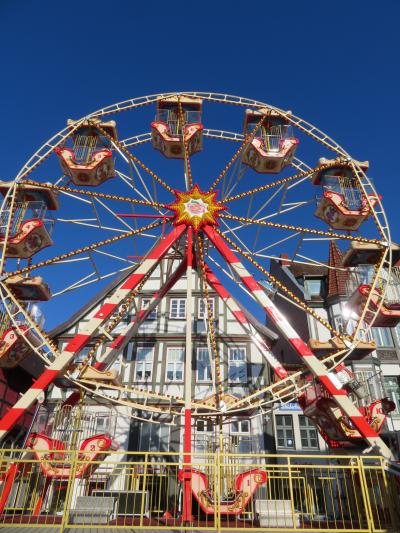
left=0, top=91, right=398, bottom=461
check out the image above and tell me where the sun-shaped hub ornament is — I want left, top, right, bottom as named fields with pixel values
left=168, top=184, right=226, bottom=231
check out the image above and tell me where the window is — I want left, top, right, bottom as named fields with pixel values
left=354, top=369, right=382, bottom=403
left=196, top=419, right=213, bottom=433
left=197, top=347, right=212, bottom=382
left=371, top=327, right=394, bottom=348
left=299, top=415, right=319, bottom=449
left=331, top=312, right=345, bottom=334
left=383, top=376, right=400, bottom=414
left=166, top=347, right=184, bottom=381
left=276, top=415, right=295, bottom=449
left=198, top=298, right=214, bottom=319
left=228, top=347, right=247, bottom=383
left=194, top=419, right=214, bottom=452
left=135, top=346, right=154, bottom=382
left=73, top=346, right=91, bottom=364
left=231, top=419, right=250, bottom=433
left=230, top=419, right=252, bottom=453
left=141, top=298, right=157, bottom=320
left=304, top=278, right=323, bottom=299
left=170, top=298, right=186, bottom=319
left=94, top=415, right=110, bottom=433
left=395, top=324, right=400, bottom=345
left=139, top=423, right=170, bottom=452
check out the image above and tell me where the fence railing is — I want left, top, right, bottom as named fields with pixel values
left=0, top=449, right=399, bottom=532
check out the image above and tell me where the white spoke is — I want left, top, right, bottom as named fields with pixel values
left=296, top=253, right=348, bottom=272
left=52, top=271, right=98, bottom=297
left=219, top=218, right=252, bottom=254
left=56, top=218, right=128, bottom=233
left=52, top=257, right=91, bottom=264
left=52, top=265, right=134, bottom=297
left=59, top=190, right=92, bottom=204
left=255, top=232, right=301, bottom=254
left=94, top=197, right=134, bottom=231
left=92, top=249, right=136, bottom=264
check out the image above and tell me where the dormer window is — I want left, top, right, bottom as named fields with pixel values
left=304, top=278, right=324, bottom=300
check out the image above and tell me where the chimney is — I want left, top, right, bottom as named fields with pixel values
left=280, top=253, right=291, bottom=267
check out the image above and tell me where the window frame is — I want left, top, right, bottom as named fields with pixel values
left=141, top=297, right=157, bottom=320
left=228, top=346, right=248, bottom=383
left=134, top=345, right=154, bottom=382
left=196, top=346, right=213, bottom=383
left=304, top=277, right=324, bottom=299
left=275, top=414, right=295, bottom=449
left=139, top=422, right=171, bottom=452
left=165, top=346, right=185, bottom=382
left=94, top=415, right=110, bottom=433
left=298, top=415, right=319, bottom=450
left=230, top=419, right=251, bottom=434
left=371, top=327, right=394, bottom=348
left=354, top=367, right=383, bottom=404
left=198, top=297, right=215, bottom=319
left=383, top=376, right=400, bottom=414
left=196, top=419, right=214, bottom=433
left=169, top=298, right=187, bottom=319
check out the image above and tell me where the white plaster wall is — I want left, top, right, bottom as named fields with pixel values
left=308, top=308, right=331, bottom=342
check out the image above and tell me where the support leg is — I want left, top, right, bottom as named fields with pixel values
left=204, top=224, right=394, bottom=460
left=0, top=225, right=186, bottom=442
left=33, top=477, right=51, bottom=516
left=183, top=228, right=193, bottom=522
left=202, top=261, right=287, bottom=380
left=63, top=257, right=188, bottom=409
left=0, top=463, right=19, bottom=514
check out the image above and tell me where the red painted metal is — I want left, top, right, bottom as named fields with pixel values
left=116, top=214, right=174, bottom=218
left=0, top=463, right=19, bottom=513
left=183, top=227, right=193, bottom=522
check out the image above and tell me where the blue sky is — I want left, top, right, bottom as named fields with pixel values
left=0, top=1, right=399, bottom=328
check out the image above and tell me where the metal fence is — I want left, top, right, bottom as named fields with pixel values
left=0, top=449, right=399, bottom=532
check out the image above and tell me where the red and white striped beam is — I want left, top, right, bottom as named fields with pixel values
left=0, top=224, right=187, bottom=443
left=202, top=261, right=287, bottom=380
left=203, top=224, right=394, bottom=460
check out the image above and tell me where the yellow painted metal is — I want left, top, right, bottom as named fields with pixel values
left=0, top=450, right=398, bottom=532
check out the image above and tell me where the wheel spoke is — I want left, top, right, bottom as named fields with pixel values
left=223, top=161, right=340, bottom=203
left=21, top=179, right=168, bottom=209
left=4, top=220, right=164, bottom=279
left=220, top=212, right=385, bottom=245
left=214, top=227, right=350, bottom=341
left=209, top=113, right=266, bottom=191
left=177, top=97, right=194, bottom=190
left=93, top=121, right=175, bottom=194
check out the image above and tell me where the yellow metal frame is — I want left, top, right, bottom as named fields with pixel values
left=0, top=450, right=398, bottom=532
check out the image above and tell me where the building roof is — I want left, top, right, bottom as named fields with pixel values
left=279, top=253, right=327, bottom=277
left=49, top=265, right=137, bottom=338
left=279, top=247, right=348, bottom=299
left=327, top=241, right=349, bottom=298
left=289, top=263, right=328, bottom=277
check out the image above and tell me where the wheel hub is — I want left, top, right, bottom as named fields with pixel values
left=168, top=184, right=226, bottom=231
